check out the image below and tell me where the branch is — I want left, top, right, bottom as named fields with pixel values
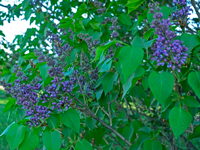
left=0, top=3, right=9, bottom=8
left=191, top=0, right=200, bottom=22
left=108, top=94, right=112, bottom=126
left=69, top=93, right=132, bottom=147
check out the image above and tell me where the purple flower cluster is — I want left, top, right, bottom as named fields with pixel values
left=80, top=52, right=91, bottom=72
left=77, top=33, right=100, bottom=57
left=101, top=17, right=111, bottom=25
left=1, top=51, right=76, bottom=126
left=109, top=18, right=121, bottom=38
left=93, top=1, right=106, bottom=14
left=105, top=47, right=115, bottom=60
left=172, top=0, right=191, bottom=22
left=52, top=96, right=72, bottom=112
left=47, top=29, right=73, bottom=57
left=26, top=106, right=50, bottom=126
left=149, top=3, right=188, bottom=72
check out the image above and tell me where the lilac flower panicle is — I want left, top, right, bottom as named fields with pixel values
left=149, top=3, right=189, bottom=72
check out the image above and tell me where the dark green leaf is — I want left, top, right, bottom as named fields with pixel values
left=143, top=139, right=162, bottom=150
left=118, top=13, right=132, bottom=26
left=188, top=71, right=200, bottom=99
left=182, top=96, right=200, bottom=107
left=187, top=125, right=200, bottom=141
left=47, top=116, right=58, bottom=128
left=60, top=108, right=80, bottom=133
left=102, top=72, right=118, bottom=94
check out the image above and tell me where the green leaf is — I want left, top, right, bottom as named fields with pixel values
left=22, top=52, right=37, bottom=59
left=39, top=64, right=50, bottom=81
left=118, top=13, right=132, bottom=26
left=99, top=59, right=112, bottom=72
left=76, top=139, right=92, bottom=150
left=22, top=0, right=31, bottom=10
left=122, top=67, right=145, bottom=98
left=182, top=96, right=200, bottom=107
left=51, top=0, right=58, bottom=5
left=160, top=6, right=172, bottom=19
left=6, top=123, right=26, bottom=150
left=70, top=48, right=80, bottom=61
left=92, top=32, right=103, bottom=40
left=92, top=127, right=104, bottom=145
left=148, top=72, right=174, bottom=106
left=19, top=132, right=39, bottom=150
left=3, top=98, right=16, bottom=113
left=94, top=41, right=115, bottom=61
left=144, top=29, right=154, bottom=40
left=181, top=33, right=200, bottom=54
left=122, top=126, right=134, bottom=141
left=62, top=126, right=72, bottom=138
left=126, top=0, right=145, bottom=14
left=102, top=72, right=118, bottom=95
left=60, top=108, right=80, bottom=133
left=138, top=10, right=147, bottom=25
left=169, top=107, right=192, bottom=138
left=119, top=46, right=144, bottom=81
left=42, top=131, right=61, bottom=150
left=0, top=30, right=5, bottom=37
left=188, top=71, right=200, bottom=99
left=143, top=139, right=162, bottom=150
left=187, top=125, right=200, bottom=141
left=129, top=85, right=147, bottom=99
left=86, top=117, right=97, bottom=130
left=0, top=122, right=15, bottom=137
left=131, top=36, right=154, bottom=50
left=47, top=115, right=58, bottom=128
left=25, top=10, right=32, bottom=20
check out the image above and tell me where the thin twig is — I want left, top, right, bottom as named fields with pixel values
left=108, top=94, right=112, bottom=126
left=69, top=93, right=132, bottom=147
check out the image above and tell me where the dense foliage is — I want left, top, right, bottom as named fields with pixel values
left=0, top=0, right=200, bottom=149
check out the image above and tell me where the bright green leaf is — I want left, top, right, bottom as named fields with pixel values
left=19, top=132, right=39, bottom=150
left=76, top=139, right=92, bottom=150
left=6, top=123, right=26, bottom=150
left=149, top=72, right=174, bottom=106
left=169, top=107, right=192, bottom=138
left=42, top=131, right=61, bottom=150
left=119, top=46, right=144, bottom=81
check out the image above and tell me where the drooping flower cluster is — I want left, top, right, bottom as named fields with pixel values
left=149, top=3, right=189, bottom=72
